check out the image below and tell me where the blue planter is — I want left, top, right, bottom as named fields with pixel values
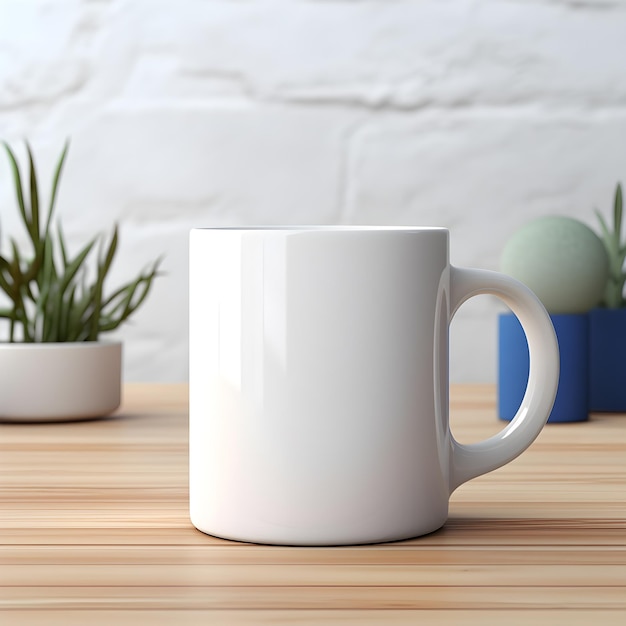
left=498, top=312, right=587, bottom=423
left=589, top=308, right=626, bottom=412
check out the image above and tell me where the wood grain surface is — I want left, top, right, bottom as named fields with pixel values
left=1, top=384, right=625, bottom=625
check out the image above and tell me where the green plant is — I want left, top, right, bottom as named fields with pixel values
left=596, top=183, right=625, bottom=309
left=0, top=141, right=161, bottom=342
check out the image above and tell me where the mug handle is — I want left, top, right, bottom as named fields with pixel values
left=448, top=266, right=560, bottom=493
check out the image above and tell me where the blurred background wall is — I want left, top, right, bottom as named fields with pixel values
left=1, top=0, right=626, bottom=382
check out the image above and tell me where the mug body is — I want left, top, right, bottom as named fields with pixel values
left=189, top=227, right=451, bottom=545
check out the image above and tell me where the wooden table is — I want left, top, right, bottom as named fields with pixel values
left=1, top=384, right=625, bottom=625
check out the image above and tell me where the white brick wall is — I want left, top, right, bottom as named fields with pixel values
left=1, top=0, right=626, bottom=382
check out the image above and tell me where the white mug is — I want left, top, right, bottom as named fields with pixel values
left=189, top=227, right=559, bottom=545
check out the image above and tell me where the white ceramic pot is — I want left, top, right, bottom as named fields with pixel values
left=0, top=341, right=122, bottom=422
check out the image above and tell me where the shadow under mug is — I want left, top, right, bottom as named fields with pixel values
left=189, top=226, right=559, bottom=546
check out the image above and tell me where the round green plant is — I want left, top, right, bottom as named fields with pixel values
left=0, top=141, right=161, bottom=342
left=501, top=216, right=608, bottom=314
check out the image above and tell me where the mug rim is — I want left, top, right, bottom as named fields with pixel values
left=193, top=226, right=448, bottom=232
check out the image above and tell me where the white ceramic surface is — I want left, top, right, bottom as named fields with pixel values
left=0, top=342, right=122, bottom=422
left=189, top=227, right=559, bottom=545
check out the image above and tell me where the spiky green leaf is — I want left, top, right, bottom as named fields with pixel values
left=612, top=183, right=623, bottom=253
left=45, top=140, right=69, bottom=235
left=59, top=238, right=96, bottom=295
left=26, top=141, right=40, bottom=244
left=101, top=224, right=118, bottom=278
left=3, top=142, right=29, bottom=234
left=58, top=223, right=69, bottom=268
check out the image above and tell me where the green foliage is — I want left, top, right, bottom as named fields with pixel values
left=595, top=183, right=626, bottom=309
left=0, top=141, right=161, bottom=342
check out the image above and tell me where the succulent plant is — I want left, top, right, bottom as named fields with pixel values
left=595, top=183, right=625, bottom=309
left=0, top=140, right=161, bottom=342
left=501, top=216, right=608, bottom=314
